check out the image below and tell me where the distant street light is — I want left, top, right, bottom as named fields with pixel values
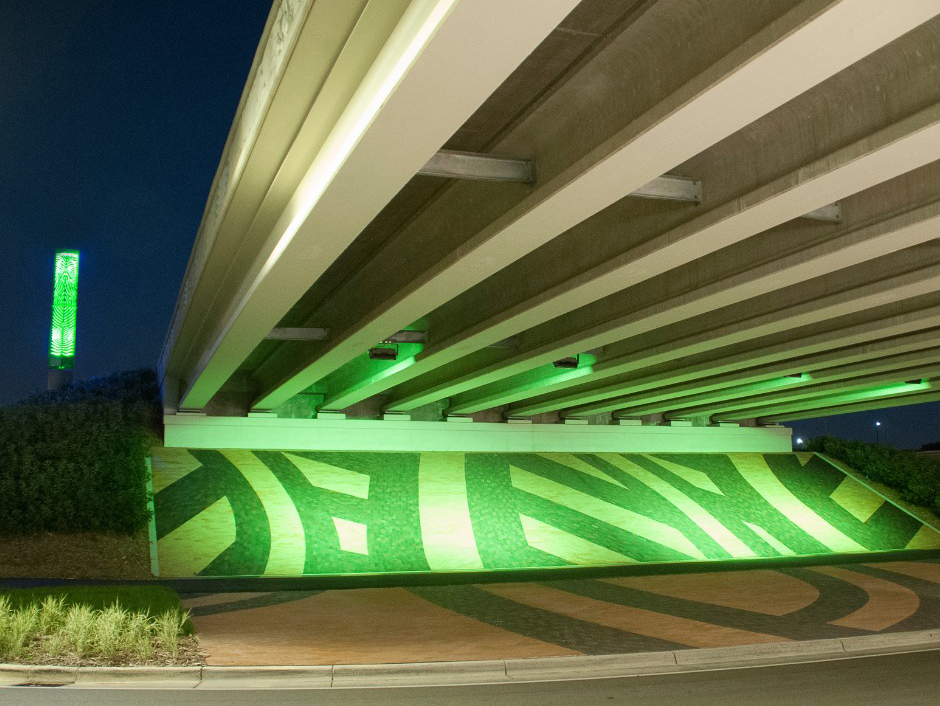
left=875, top=421, right=881, bottom=444
left=795, top=437, right=804, bottom=448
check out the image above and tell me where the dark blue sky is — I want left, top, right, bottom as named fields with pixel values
left=0, top=1, right=937, bottom=448
left=0, top=0, right=270, bottom=401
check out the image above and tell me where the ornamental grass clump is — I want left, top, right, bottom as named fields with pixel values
left=0, top=597, right=192, bottom=665
left=153, top=610, right=188, bottom=659
left=0, top=597, right=37, bottom=661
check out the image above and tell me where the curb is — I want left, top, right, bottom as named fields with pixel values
left=1, top=629, right=937, bottom=689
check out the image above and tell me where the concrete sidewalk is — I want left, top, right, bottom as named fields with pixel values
left=2, top=631, right=939, bottom=689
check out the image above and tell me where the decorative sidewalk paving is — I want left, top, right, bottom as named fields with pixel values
left=182, top=559, right=940, bottom=666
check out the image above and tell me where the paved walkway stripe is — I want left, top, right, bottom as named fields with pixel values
left=867, top=560, right=940, bottom=583
left=603, top=570, right=819, bottom=616
left=811, top=566, right=921, bottom=631
left=480, top=582, right=790, bottom=648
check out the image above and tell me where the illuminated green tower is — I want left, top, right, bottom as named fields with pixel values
left=47, top=249, right=80, bottom=391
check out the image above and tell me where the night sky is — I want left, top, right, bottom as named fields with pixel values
left=1, top=2, right=937, bottom=449
left=0, top=1, right=271, bottom=400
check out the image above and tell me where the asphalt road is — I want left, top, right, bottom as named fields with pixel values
left=0, top=651, right=937, bottom=706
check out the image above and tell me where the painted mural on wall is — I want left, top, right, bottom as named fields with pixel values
left=150, top=450, right=940, bottom=577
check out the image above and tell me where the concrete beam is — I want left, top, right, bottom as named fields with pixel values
left=159, top=0, right=360, bottom=409
left=173, top=0, right=581, bottom=409
left=377, top=107, right=940, bottom=414
left=252, top=0, right=940, bottom=412
left=802, top=202, right=842, bottom=222
left=418, top=150, right=534, bottom=183
left=503, top=279, right=940, bottom=417
left=411, top=194, right=940, bottom=414
left=630, top=175, right=702, bottom=203
left=718, top=377, right=937, bottom=421
left=418, top=156, right=705, bottom=201
left=667, top=360, right=940, bottom=420
left=576, top=332, right=940, bottom=417
left=266, top=327, right=330, bottom=341
left=759, top=389, right=940, bottom=423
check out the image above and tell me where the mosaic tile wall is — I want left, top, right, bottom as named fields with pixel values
left=150, top=450, right=940, bottom=577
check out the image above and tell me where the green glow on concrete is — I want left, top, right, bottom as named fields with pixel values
left=418, top=453, right=484, bottom=571
left=164, top=416, right=795, bottom=453
left=730, top=455, right=867, bottom=553
left=743, top=521, right=796, bottom=556
left=741, top=380, right=936, bottom=420
left=508, top=463, right=706, bottom=559
left=600, top=453, right=755, bottom=557
left=858, top=380, right=931, bottom=397
left=822, top=379, right=932, bottom=405
left=448, top=354, right=598, bottom=414
left=223, top=450, right=306, bottom=576
left=322, top=342, right=423, bottom=408
left=333, top=517, right=369, bottom=554
left=157, top=497, right=236, bottom=576
left=49, top=249, right=79, bottom=369
left=765, top=372, right=812, bottom=388
left=150, top=450, right=940, bottom=577
left=520, top=514, right=635, bottom=565
left=286, top=453, right=370, bottom=498
left=765, top=389, right=940, bottom=422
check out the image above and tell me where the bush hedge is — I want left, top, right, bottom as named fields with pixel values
left=807, top=435, right=940, bottom=515
left=0, top=369, right=159, bottom=536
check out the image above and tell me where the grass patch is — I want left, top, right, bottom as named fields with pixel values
left=0, top=586, right=199, bottom=666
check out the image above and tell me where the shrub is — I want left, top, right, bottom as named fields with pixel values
left=807, top=435, right=940, bottom=514
left=0, top=368, right=159, bottom=535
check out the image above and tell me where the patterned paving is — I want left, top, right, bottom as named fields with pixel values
left=151, top=450, right=940, bottom=577
left=181, top=559, right=940, bottom=665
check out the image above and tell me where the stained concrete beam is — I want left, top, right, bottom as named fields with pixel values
left=251, top=0, right=940, bottom=412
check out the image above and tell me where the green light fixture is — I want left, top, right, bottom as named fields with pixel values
left=48, top=249, right=79, bottom=388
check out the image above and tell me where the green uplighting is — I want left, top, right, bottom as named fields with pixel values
left=150, top=450, right=940, bottom=578
left=49, top=249, right=79, bottom=369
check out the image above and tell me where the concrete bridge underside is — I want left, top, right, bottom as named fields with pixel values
left=159, top=0, right=940, bottom=429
